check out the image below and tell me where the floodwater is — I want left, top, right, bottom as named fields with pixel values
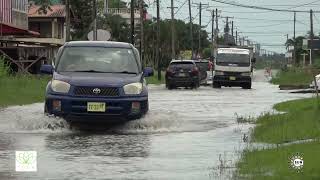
left=0, top=71, right=311, bottom=180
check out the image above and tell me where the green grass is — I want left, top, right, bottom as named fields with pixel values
left=145, top=71, right=165, bottom=85
left=0, top=75, right=50, bottom=107
left=271, top=68, right=314, bottom=86
left=236, top=141, right=320, bottom=180
left=252, top=98, right=320, bottom=144
left=236, top=98, right=320, bottom=179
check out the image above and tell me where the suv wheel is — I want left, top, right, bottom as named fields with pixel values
left=242, top=83, right=252, bottom=89
left=167, top=84, right=174, bottom=90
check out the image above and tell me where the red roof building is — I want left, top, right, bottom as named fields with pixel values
left=28, top=5, right=67, bottom=40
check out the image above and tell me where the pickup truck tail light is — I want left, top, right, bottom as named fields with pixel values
left=191, top=67, right=199, bottom=76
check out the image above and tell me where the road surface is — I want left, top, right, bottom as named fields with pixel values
left=0, top=70, right=310, bottom=179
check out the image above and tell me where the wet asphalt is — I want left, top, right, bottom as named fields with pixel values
left=0, top=70, right=311, bottom=180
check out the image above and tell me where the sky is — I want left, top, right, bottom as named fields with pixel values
left=145, top=0, right=320, bottom=54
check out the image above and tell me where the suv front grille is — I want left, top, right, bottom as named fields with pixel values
left=74, top=87, right=119, bottom=97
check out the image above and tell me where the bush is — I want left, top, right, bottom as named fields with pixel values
left=0, top=56, right=10, bottom=78
left=271, top=67, right=315, bottom=86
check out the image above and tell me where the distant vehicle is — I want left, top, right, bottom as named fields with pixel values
left=194, top=59, right=209, bottom=85
left=40, top=41, right=154, bottom=122
left=212, top=47, right=255, bottom=89
left=165, top=60, right=200, bottom=89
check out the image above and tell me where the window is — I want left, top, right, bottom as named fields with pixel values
left=57, top=47, right=139, bottom=74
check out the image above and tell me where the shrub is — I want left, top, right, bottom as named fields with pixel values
left=0, top=56, right=10, bottom=78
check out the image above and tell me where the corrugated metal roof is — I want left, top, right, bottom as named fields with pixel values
left=28, top=5, right=66, bottom=18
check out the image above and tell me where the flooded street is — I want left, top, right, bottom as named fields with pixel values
left=0, top=71, right=311, bottom=180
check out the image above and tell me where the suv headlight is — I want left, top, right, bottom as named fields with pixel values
left=241, top=72, right=251, bottom=76
left=215, top=71, right=224, bottom=76
left=51, top=80, right=71, bottom=93
left=123, top=82, right=143, bottom=95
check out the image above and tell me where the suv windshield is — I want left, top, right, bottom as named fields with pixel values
left=170, top=61, right=194, bottom=69
left=217, top=53, right=250, bottom=64
left=56, top=47, right=139, bottom=73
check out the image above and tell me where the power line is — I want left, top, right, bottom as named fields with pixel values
left=239, top=31, right=308, bottom=34
left=211, top=0, right=320, bottom=13
left=244, top=22, right=289, bottom=28
left=288, top=0, right=320, bottom=10
left=175, top=0, right=188, bottom=15
left=221, top=10, right=273, bottom=14
left=234, top=17, right=295, bottom=22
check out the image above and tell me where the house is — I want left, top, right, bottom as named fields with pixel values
left=28, top=4, right=67, bottom=43
left=106, top=8, right=152, bottom=25
left=0, top=1, right=67, bottom=74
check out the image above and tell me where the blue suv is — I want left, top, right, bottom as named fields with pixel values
left=40, top=41, right=153, bottom=122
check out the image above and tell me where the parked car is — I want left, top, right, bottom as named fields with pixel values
left=194, top=59, right=209, bottom=85
left=40, top=41, right=153, bottom=122
left=165, top=60, right=200, bottom=89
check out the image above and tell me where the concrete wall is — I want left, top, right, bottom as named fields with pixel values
left=11, top=10, right=28, bottom=29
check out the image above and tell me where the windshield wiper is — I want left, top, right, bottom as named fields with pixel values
left=113, top=71, right=138, bottom=74
left=73, top=70, right=109, bottom=73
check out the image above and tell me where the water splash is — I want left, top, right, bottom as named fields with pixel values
left=0, top=103, right=70, bottom=133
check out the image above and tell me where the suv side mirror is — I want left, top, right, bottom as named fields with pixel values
left=40, top=64, right=54, bottom=74
left=143, top=67, right=154, bottom=77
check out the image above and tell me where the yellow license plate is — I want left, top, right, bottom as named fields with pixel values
left=87, top=102, right=106, bottom=112
left=229, top=76, right=236, bottom=80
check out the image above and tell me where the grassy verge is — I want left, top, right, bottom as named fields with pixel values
left=145, top=71, right=165, bottom=85
left=252, top=98, right=320, bottom=144
left=271, top=68, right=315, bottom=86
left=236, top=141, right=320, bottom=179
left=236, top=98, right=320, bottom=178
left=0, top=76, right=50, bottom=107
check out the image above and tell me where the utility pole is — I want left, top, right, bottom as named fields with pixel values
left=236, top=31, right=238, bottom=45
left=293, top=11, right=296, bottom=64
left=93, top=0, right=97, bottom=40
left=140, top=0, right=144, bottom=64
left=193, top=2, right=209, bottom=57
left=215, top=9, right=218, bottom=33
left=310, top=9, right=314, bottom=65
left=188, top=0, right=194, bottom=58
left=168, top=0, right=177, bottom=60
left=220, top=16, right=234, bottom=32
left=65, top=0, right=70, bottom=42
left=130, top=0, right=135, bottom=45
left=231, top=21, right=234, bottom=37
left=310, top=9, right=319, bottom=103
left=211, top=9, right=215, bottom=56
left=156, top=0, right=161, bottom=80
left=215, top=8, right=218, bottom=47
left=198, top=2, right=202, bottom=56
left=225, top=17, right=229, bottom=33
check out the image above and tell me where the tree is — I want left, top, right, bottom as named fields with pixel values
left=32, top=0, right=53, bottom=14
